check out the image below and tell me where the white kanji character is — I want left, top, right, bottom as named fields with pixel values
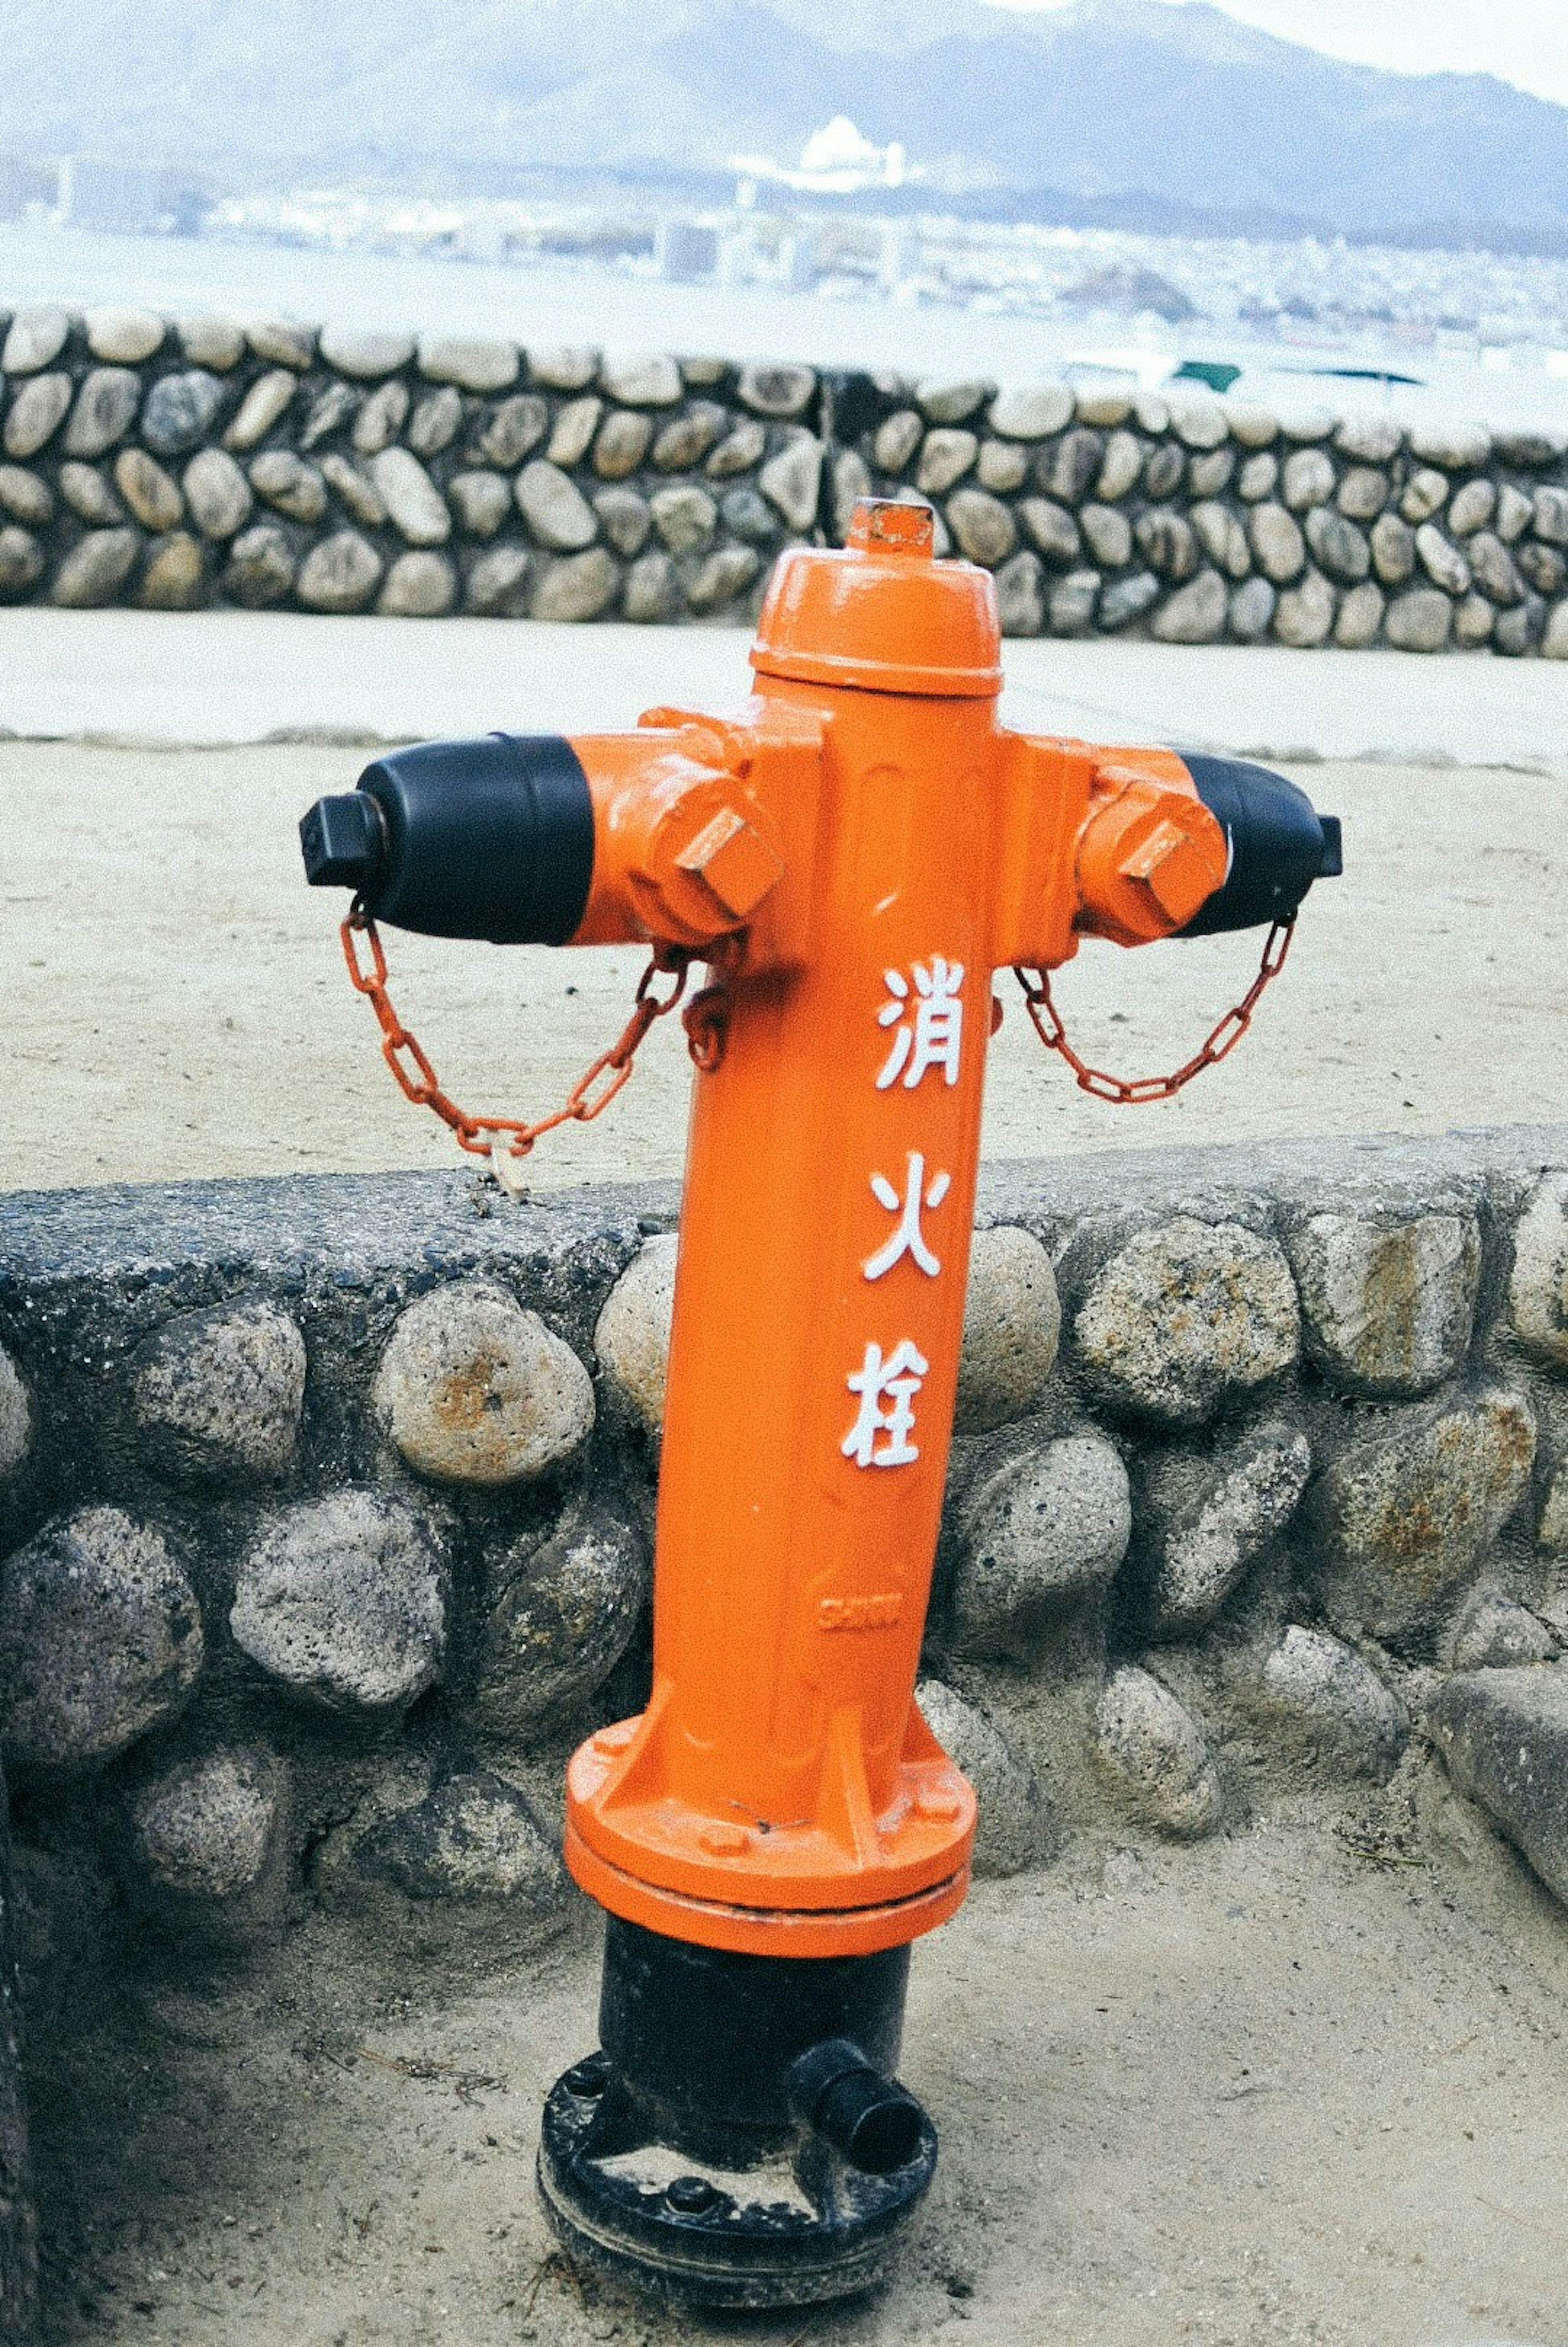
left=841, top=1339, right=929, bottom=1469
left=876, top=958, right=965, bottom=1091
left=863, top=1151, right=952, bottom=1281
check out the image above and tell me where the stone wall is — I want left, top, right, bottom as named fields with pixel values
left=2, top=1126, right=1566, bottom=2029
left=2, top=300, right=1568, bottom=651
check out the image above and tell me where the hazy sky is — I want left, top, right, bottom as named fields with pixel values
left=1001, top=0, right=1568, bottom=107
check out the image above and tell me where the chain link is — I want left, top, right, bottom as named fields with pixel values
left=341, top=906, right=699, bottom=1177
left=1013, top=918, right=1295, bottom=1104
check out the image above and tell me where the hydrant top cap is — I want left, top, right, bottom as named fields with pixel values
left=750, top=499, right=1003, bottom=700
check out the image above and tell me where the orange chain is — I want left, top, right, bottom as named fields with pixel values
left=341, top=907, right=696, bottom=1172
left=1013, top=917, right=1295, bottom=1104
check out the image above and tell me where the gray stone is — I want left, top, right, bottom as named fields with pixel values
left=321, top=453, right=388, bottom=529
left=232, top=1490, right=445, bottom=1710
left=1385, top=588, right=1452, bottom=654
left=916, top=1678, right=1047, bottom=1877
left=652, top=403, right=728, bottom=471
left=1190, top=501, right=1247, bottom=576
left=58, top=463, right=124, bottom=526
left=1288, top=1210, right=1480, bottom=1398
left=1448, top=478, right=1496, bottom=537
left=1095, top=1667, right=1222, bottom=1838
left=1048, top=568, right=1101, bottom=636
left=220, top=523, right=296, bottom=607
left=595, top=1234, right=677, bottom=1433
left=474, top=392, right=549, bottom=469
left=1371, top=512, right=1417, bottom=586
left=130, top=1748, right=284, bottom=1901
left=1494, top=595, right=1547, bottom=657
left=598, top=353, right=681, bottom=407
left=176, top=315, right=244, bottom=370
left=1410, top=420, right=1491, bottom=471
left=374, top=1280, right=594, bottom=1485
left=1426, top=1665, right=1568, bottom=1906
left=3, top=372, right=70, bottom=458
left=143, top=369, right=225, bottom=456
left=917, top=377, right=992, bottom=426
left=249, top=448, right=327, bottom=526
left=1172, top=399, right=1228, bottom=452
left=370, top=446, right=450, bottom=545
left=1510, top=1173, right=1568, bottom=1363
left=299, top=392, right=355, bottom=457
left=527, top=347, right=600, bottom=392
left=1098, top=570, right=1161, bottom=631
left=245, top=319, right=314, bottom=370
left=220, top=368, right=296, bottom=453
left=546, top=395, right=602, bottom=467
left=0, top=1348, right=29, bottom=1474
left=463, top=543, right=531, bottom=618
left=1189, top=443, right=1238, bottom=499
left=114, top=448, right=183, bottom=533
left=1076, top=386, right=1136, bottom=428
left=1040, top=428, right=1104, bottom=506
left=1532, top=486, right=1568, bottom=545
left=1335, top=415, right=1403, bottom=465
left=1133, top=393, right=1171, bottom=436
left=0, top=1508, right=203, bottom=1769
left=1274, top=570, right=1336, bottom=647
left=988, top=384, right=1073, bottom=440
left=1237, top=452, right=1278, bottom=502
left=351, top=379, right=409, bottom=455
left=976, top=438, right=1028, bottom=495
left=317, top=325, right=415, bottom=379
left=1094, top=430, right=1142, bottom=502
left=737, top=363, right=815, bottom=419
left=705, top=419, right=766, bottom=478
left=831, top=452, right=872, bottom=542
left=595, top=484, right=653, bottom=557
left=951, top=1433, right=1131, bottom=1660
left=1152, top=569, right=1227, bottom=645
left=531, top=546, right=621, bottom=621
left=515, top=458, right=597, bottom=551
left=1449, top=1589, right=1557, bottom=1673
left=183, top=447, right=253, bottom=540
left=129, top=1297, right=304, bottom=1484
left=1539, top=1456, right=1568, bottom=1552
left=346, top=1770, right=564, bottom=1925
left=1144, top=1423, right=1312, bottom=1637
left=407, top=384, right=463, bottom=458
left=296, top=529, right=382, bottom=613
left=1075, top=1216, right=1300, bottom=1427
left=49, top=528, right=139, bottom=607
left=1229, top=576, right=1277, bottom=641
left=1496, top=425, right=1564, bottom=466
left=1, top=305, right=69, bottom=374
left=685, top=543, right=760, bottom=614
left=916, top=428, right=977, bottom=496
left=1336, top=466, right=1390, bottom=522
left=1276, top=404, right=1335, bottom=444
left=679, top=357, right=728, bottom=386
left=0, top=466, right=49, bottom=528
left=1469, top=531, right=1525, bottom=606
left=1334, top=581, right=1385, bottom=649
left=720, top=486, right=780, bottom=546
left=592, top=408, right=653, bottom=480
left=1136, top=510, right=1199, bottom=582
left=1248, top=502, right=1305, bottom=584
left=64, top=367, right=140, bottom=459
left=759, top=435, right=823, bottom=531
left=624, top=548, right=678, bottom=623
left=378, top=551, right=457, bottom=617
left=474, top=1501, right=648, bottom=1738
left=447, top=469, right=511, bottom=538
left=1258, top=1626, right=1405, bottom=1780
left=417, top=335, right=519, bottom=394
left=1305, top=508, right=1371, bottom=585
left=994, top=549, right=1045, bottom=637
left=1314, top=1385, right=1537, bottom=1637
left=1020, top=497, right=1081, bottom=565
left=946, top=486, right=1016, bottom=567
left=1415, top=523, right=1470, bottom=596
left=1281, top=448, right=1336, bottom=512
left=648, top=483, right=717, bottom=556
left=872, top=410, right=922, bottom=473
left=138, top=531, right=204, bottom=611
left=1401, top=467, right=1450, bottom=525
left=1542, top=600, right=1568, bottom=660
left=1454, top=591, right=1497, bottom=649
left=1080, top=503, right=1133, bottom=568
left=1225, top=405, right=1278, bottom=449
left=956, top=1227, right=1060, bottom=1433
left=1496, top=483, right=1535, bottom=543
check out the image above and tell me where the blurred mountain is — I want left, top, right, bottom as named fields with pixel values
left=2, top=0, right=1566, bottom=246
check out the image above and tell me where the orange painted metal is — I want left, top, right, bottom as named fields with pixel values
left=555, top=501, right=1228, bottom=1959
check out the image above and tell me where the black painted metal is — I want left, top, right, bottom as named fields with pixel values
left=1178, top=752, right=1341, bottom=935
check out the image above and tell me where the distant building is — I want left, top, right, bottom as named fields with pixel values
left=0, top=154, right=53, bottom=222
left=657, top=221, right=719, bottom=283
left=58, top=158, right=208, bottom=236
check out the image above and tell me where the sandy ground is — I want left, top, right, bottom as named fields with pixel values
left=1, top=740, right=1565, bottom=1194
left=29, top=1775, right=1568, bottom=2347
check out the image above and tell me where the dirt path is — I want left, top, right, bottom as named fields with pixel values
left=2, top=743, right=1565, bottom=1196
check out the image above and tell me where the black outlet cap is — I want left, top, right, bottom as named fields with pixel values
left=1178, top=754, right=1341, bottom=937
left=299, top=732, right=595, bottom=946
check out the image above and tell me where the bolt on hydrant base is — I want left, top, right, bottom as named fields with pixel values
left=302, top=496, right=1340, bottom=2308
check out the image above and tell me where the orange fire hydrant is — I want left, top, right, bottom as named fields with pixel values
left=302, top=500, right=1339, bottom=2309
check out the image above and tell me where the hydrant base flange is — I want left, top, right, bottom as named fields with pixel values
left=536, top=1918, right=937, bottom=2309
